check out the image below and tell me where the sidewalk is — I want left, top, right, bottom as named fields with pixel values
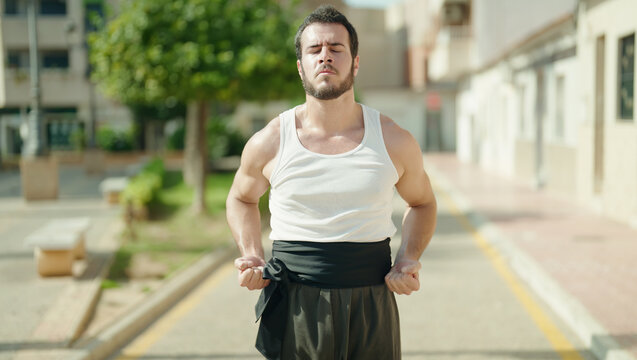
left=0, top=164, right=125, bottom=360
left=425, top=153, right=637, bottom=360
left=0, top=162, right=236, bottom=360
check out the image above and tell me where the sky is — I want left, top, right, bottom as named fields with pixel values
left=343, top=0, right=403, bottom=9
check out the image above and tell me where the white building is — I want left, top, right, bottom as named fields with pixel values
left=575, top=0, right=637, bottom=225
left=456, top=3, right=578, bottom=195
left=0, top=0, right=130, bottom=165
left=424, top=0, right=637, bottom=225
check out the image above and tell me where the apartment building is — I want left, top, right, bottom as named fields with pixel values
left=0, top=0, right=130, bottom=164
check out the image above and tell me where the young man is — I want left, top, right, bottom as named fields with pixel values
left=226, top=5, right=437, bottom=359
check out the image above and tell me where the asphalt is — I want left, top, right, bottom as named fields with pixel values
left=0, top=153, right=635, bottom=360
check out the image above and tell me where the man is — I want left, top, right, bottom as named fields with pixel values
left=226, top=5, right=437, bottom=359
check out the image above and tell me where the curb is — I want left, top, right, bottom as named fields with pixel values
left=425, top=160, right=636, bottom=360
left=71, top=246, right=238, bottom=360
left=69, top=218, right=124, bottom=345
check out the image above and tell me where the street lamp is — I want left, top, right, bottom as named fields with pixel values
left=20, top=0, right=58, bottom=201
left=23, top=0, right=46, bottom=157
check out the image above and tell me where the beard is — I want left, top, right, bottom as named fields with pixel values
left=301, top=62, right=355, bottom=100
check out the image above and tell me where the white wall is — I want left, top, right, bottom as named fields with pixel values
left=455, top=19, right=580, bottom=190
left=473, top=0, right=577, bottom=68
left=576, top=0, right=637, bottom=224
left=456, top=64, right=518, bottom=177
left=347, top=8, right=406, bottom=89
left=361, top=89, right=426, bottom=149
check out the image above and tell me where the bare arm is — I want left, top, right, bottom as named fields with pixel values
left=382, top=116, right=437, bottom=295
left=226, top=118, right=280, bottom=290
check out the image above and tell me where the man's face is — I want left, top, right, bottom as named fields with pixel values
left=297, top=23, right=359, bottom=100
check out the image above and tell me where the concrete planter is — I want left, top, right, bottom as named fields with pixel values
left=20, top=157, right=59, bottom=201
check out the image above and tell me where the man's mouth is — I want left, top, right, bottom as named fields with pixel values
left=317, top=67, right=336, bottom=76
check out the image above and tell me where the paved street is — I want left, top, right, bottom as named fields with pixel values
left=107, top=173, right=595, bottom=360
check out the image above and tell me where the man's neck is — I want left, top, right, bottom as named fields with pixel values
left=301, top=91, right=361, bottom=134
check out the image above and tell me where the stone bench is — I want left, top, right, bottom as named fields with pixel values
left=99, top=176, right=129, bottom=204
left=25, top=217, right=91, bottom=277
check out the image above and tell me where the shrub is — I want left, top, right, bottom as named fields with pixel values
left=96, top=126, right=134, bottom=152
left=120, top=158, right=165, bottom=219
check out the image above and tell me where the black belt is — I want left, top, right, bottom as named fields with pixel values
left=255, top=238, right=392, bottom=360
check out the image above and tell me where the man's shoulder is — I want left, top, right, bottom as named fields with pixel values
left=377, top=112, right=421, bottom=170
left=242, top=116, right=282, bottom=167
left=378, top=113, right=415, bottom=145
left=253, top=115, right=281, bottom=142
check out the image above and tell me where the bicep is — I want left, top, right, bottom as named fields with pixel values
left=228, top=126, right=278, bottom=205
left=230, top=164, right=270, bottom=205
left=393, top=136, right=435, bottom=208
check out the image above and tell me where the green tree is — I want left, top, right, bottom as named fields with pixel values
left=89, top=0, right=301, bottom=214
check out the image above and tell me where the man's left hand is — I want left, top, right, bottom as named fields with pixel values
left=385, top=259, right=421, bottom=295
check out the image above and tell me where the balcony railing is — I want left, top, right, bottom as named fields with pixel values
left=437, top=25, right=472, bottom=44
left=428, top=25, right=473, bottom=81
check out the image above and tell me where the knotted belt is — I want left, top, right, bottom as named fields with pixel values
left=254, top=238, right=392, bottom=360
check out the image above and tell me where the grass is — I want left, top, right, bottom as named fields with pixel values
left=104, top=170, right=239, bottom=287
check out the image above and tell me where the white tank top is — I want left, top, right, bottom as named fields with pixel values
left=268, top=104, right=399, bottom=243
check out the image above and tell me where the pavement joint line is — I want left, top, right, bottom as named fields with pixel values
left=432, top=180, right=585, bottom=360
left=425, top=158, right=636, bottom=360
left=116, top=262, right=235, bottom=360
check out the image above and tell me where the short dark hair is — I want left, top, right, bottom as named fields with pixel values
left=294, top=5, right=359, bottom=61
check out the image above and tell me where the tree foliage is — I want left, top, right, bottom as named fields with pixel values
left=89, top=0, right=302, bottom=215
left=89, top=0, right=302, bottom=107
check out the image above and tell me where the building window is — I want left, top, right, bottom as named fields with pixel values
left=44, top=108, right=79, bottom=150
left=39, top=0, right=66, bottom=15
left=7, top=52, right=23, bottom=68
left=618, top=33, right=634, bottom=120
left=2, top=0, right=66, bottom=15
left=7, top=50, right=29, bottom=69
left=5, top=49, right=69, bottom=70
left=84, top=1, right=104, bottom=33
left=555, top=75, right=565, bottom=140
left=42, top=50, right=69, bottom=69
left=4, top=0, right=18, bottom=14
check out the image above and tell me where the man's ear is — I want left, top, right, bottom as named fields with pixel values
left=297, top=60, right=303, bottom=79
left=353, top=55, right=360, bottom=77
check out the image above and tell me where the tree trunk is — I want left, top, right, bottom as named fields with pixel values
left=183, top=101, right=198, bottom=186
left=190, top=100, right=208, bottom=215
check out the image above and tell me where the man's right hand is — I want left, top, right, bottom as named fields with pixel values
left=234, top=256, right=271, bottom=290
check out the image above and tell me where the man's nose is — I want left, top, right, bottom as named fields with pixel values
left=318, top=48, right=333, bottom=64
